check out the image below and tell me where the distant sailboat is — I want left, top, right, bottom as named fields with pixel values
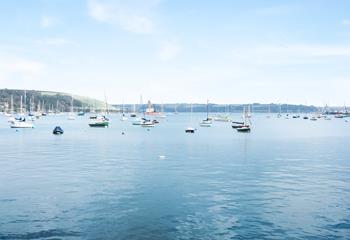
left=140, top=119, right=155, bottom=127
left=266, top=104, right=271, bottom=118
left=121, top=100, right=128, bottom=121
left=277, top=104, right=282, bottom=118
left=89, top=115, right=109, bottom=127
left=236, top=106, right=251, bottom=132
left=130, top=104, right=137, bottom=117
left=185, top=103, right=196, bottom=133
left=89, top=94, right=110, bottom=127
left=200, top=100, right=212, bottom=127
left=11, top=95, right=34, bottom=128
left=159, top=102, right=166, bottom=118
left=68, top=95, right=76, bottom=120
left=214, top=105, right=231, bottom=122
left=7, top=95, right=15, bottom=122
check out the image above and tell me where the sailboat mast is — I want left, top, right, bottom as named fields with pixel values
left=10, top=95, right=13, bottom=114
left=104, top=93, right=109, bottom=114
left=206, top=99, right=209, bottom=119
left=71, top=95, right=74, bottom=113
left=24, top=90, right=26, bottom=113
left=122, top=100, right=124, bottom=114
left=20, top=95, right=23, bottom=114
left=190, top=103, right=193, bottom=124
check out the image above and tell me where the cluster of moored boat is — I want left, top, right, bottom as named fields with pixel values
left=2, top=97, right=348, bottom=133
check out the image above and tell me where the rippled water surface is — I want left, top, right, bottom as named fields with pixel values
left=0, top=113, right=349, bottom=239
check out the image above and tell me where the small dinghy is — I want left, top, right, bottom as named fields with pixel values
left=53, top=126, right=64, bottom=135
left=185, top=127, right=195, bottom=133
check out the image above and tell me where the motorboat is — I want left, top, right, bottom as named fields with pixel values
left=10, top=117, right=34, bottom=128
left=141, top=119, right=155, bottom=127
left=53, top=126, right=64, bottom=135
left=132, top=118, right=145, bottom=125
left=89, top=116, right=109, bottom=127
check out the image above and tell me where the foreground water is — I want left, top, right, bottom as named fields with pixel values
left=0, top=113, right=349, bottom=240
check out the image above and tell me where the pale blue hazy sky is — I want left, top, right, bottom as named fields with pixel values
left=0, top=0, right=350, bottom=105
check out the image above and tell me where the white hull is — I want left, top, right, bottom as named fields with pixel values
left=200, top=119, right=212, bottom=127
left=11, top=121, right=34, bottom=128
left=141, top=122, right=155, bottom=127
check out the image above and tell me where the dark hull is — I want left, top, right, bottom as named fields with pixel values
left=236, top=125, right=251, bottom=132
left=89, top=122, right=109, bottom=127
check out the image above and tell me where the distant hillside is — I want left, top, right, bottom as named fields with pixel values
left=0, top=89, right=327, bottom=114
left=0, top=89, right=109, bottom=112
left=112, top=103, right=321, bottom=113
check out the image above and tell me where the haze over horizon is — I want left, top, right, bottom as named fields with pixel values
left=0, top=0, right=349, bottom=105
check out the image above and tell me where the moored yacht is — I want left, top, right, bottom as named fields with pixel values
left=186, top=103, right=196, bottom=133
left=236, top=106, right=251, bottom=132
left=89, top=115, right=109, bottom=127
left=200, top=100, right=212, bottom=127
left=140, top=119, right=155, bottom=127
left=67, top=95, right=76, bottom=120
left=11, top=117, right=34, bottom=128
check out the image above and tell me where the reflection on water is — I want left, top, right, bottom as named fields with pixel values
left=0, top=113, right=349, bottom=239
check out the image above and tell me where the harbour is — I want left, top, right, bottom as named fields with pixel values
left=0, top=112, right=349, bottom=239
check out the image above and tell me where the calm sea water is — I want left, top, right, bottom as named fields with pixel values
left=0, top=113, right=349, bottom=240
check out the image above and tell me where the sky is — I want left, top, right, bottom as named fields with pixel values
left=0, top=0, right=350, bottom=105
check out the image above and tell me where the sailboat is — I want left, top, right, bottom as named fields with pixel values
left=185, top=103, right=196, bottom=133
left=140, top=119, right=155, bottom=127
left=236, top=106, right=251, bottom=132
left=130, top=104, right=137, bottom=117
left=247, top=105, right=252, bottom=118
left=78, top=104, right=85, bottom=116
left=277, top=104, right=282, bottom=118
left=121, top=101, right=128, bottom=121
left=266, top=104, right=271, bottom=118
left=89, top=115, right=109, bottom=127
left=132, top=96, right=144, bottom=125
left=214, top=105, right=231, bottom=122
left=68, top=95, right=76, bottom=120
left=138, top=96, right=155, bottom=127
left=7, top=95, right=15, bottom=122
left=159, top=103, right=166, bottom=118
left=174, top=104, right=179, bottom=115
left=200, top=100, right=212, bottom=127
left=89, top=94, right=110, bottom=127
left=310, top=115, right=317, bottom=121
left=10, top=95, right=34, bottom=128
